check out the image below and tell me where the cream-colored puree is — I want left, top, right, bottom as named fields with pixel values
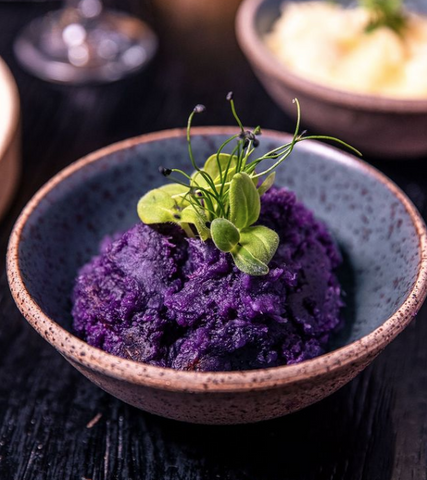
left=265, top=2, right=427, bottom=98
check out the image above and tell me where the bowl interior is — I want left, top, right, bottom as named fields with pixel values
left=254, top=0, right=427, bottom=38
left=17, top=131, right=420, bottom=351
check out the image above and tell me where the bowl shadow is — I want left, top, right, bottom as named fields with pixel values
left=140, top=367, right=395, bottom=480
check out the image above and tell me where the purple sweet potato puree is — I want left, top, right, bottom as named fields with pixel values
left=72, top=188, right=344, bottom=371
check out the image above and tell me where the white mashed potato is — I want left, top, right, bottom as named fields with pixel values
left=265, top=1, right=427, bottom=98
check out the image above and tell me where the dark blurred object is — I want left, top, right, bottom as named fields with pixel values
left=154, top=0, right=242, bottom=68
left=14, top=0, right=157, bottom=84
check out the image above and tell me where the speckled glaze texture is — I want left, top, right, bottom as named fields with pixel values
left=236, top=0, right=427, bottom=158
left=7, top=128, right=427, bottom=424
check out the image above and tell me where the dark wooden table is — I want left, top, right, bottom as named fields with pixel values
left=1, top=2, right=427, bottom=479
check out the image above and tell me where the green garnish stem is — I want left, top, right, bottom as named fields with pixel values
left=137, top=94, right=361, bottom=276
left=360, top=0, right=407, bottom=35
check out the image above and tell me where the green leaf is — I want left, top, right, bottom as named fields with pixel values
left=137, top=188, right=180, bottom=224
left=230, top=225, right=279, bottom=275
left=239, top=226, right=279, bottom=265
left=204, top=153, right=237, bottom=180
left=190, top=171, right=211, bottom=190
left=137, top=183, right=191, bottom=225
left=181, top=205, right=211, bottom=241
left=361, top=0, right=401, bottom=13
left=257, top=172, right=276, bottom=196
left=191, top=154, right=238, bottom=190
left=158, top=184, right=190, bottom=208
left=211, top=218, right=240, bottom=252
left=231, top=247, right=269, bottom=276
left=229, top=172, right=260, bottom=230
left=360, top=0, right=406, bottom=34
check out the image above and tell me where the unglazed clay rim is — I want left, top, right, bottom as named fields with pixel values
left=236, top=0, right=427, bottom=114
left=7, top=127, right=427, bottom=393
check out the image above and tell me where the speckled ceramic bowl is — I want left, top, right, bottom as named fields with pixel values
left=236, top=0, right=427, bottom=158
left=7, top=128, right=427, bottom=424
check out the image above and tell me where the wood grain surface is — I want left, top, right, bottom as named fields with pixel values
left=1, top=2, right=427, bottom=479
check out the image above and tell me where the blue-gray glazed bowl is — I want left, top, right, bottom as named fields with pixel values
left=7, top=128, right=427, bottom=424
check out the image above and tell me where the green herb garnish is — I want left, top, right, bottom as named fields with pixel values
left=137, top=94, right=361, bottom=276
left=361, top=0, right=407, bottom=34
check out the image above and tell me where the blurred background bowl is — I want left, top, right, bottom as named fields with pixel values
left=0, top=57, right=20, bottom=221
left=7, top=128, right=427, bottom=424
left=236, top=0, right=427, bottom=159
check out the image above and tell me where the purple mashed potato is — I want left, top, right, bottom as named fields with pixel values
left=72, top=187, right=344, bottom=371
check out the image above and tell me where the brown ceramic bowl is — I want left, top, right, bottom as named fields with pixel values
left=236, top=0, right=427, bottom=159
left=0, top=58, right=20, bottom=221
left=7, top=127, right=427, bottom=424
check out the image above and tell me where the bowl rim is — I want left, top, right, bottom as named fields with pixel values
left=7, top=126, right=427, bottom=393
left=236, top=0, right=427, bottom=113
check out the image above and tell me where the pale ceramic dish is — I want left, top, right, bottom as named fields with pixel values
left=0, top=58, right=20, bottom=220
left=7, top=128, right=427, bottom=424
left=236, top=0, right=427, bottom=159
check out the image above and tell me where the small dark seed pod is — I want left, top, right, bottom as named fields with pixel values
left=159, top=166, right=172, bottom=177
left=253, top=138, right=260, bottom=148
left=173, top=214, right=181, bottom=220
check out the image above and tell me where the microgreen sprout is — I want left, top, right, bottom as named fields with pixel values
left=137, top=94, right=361, bottom=276
left=360, top=0, right=407, bottom=34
